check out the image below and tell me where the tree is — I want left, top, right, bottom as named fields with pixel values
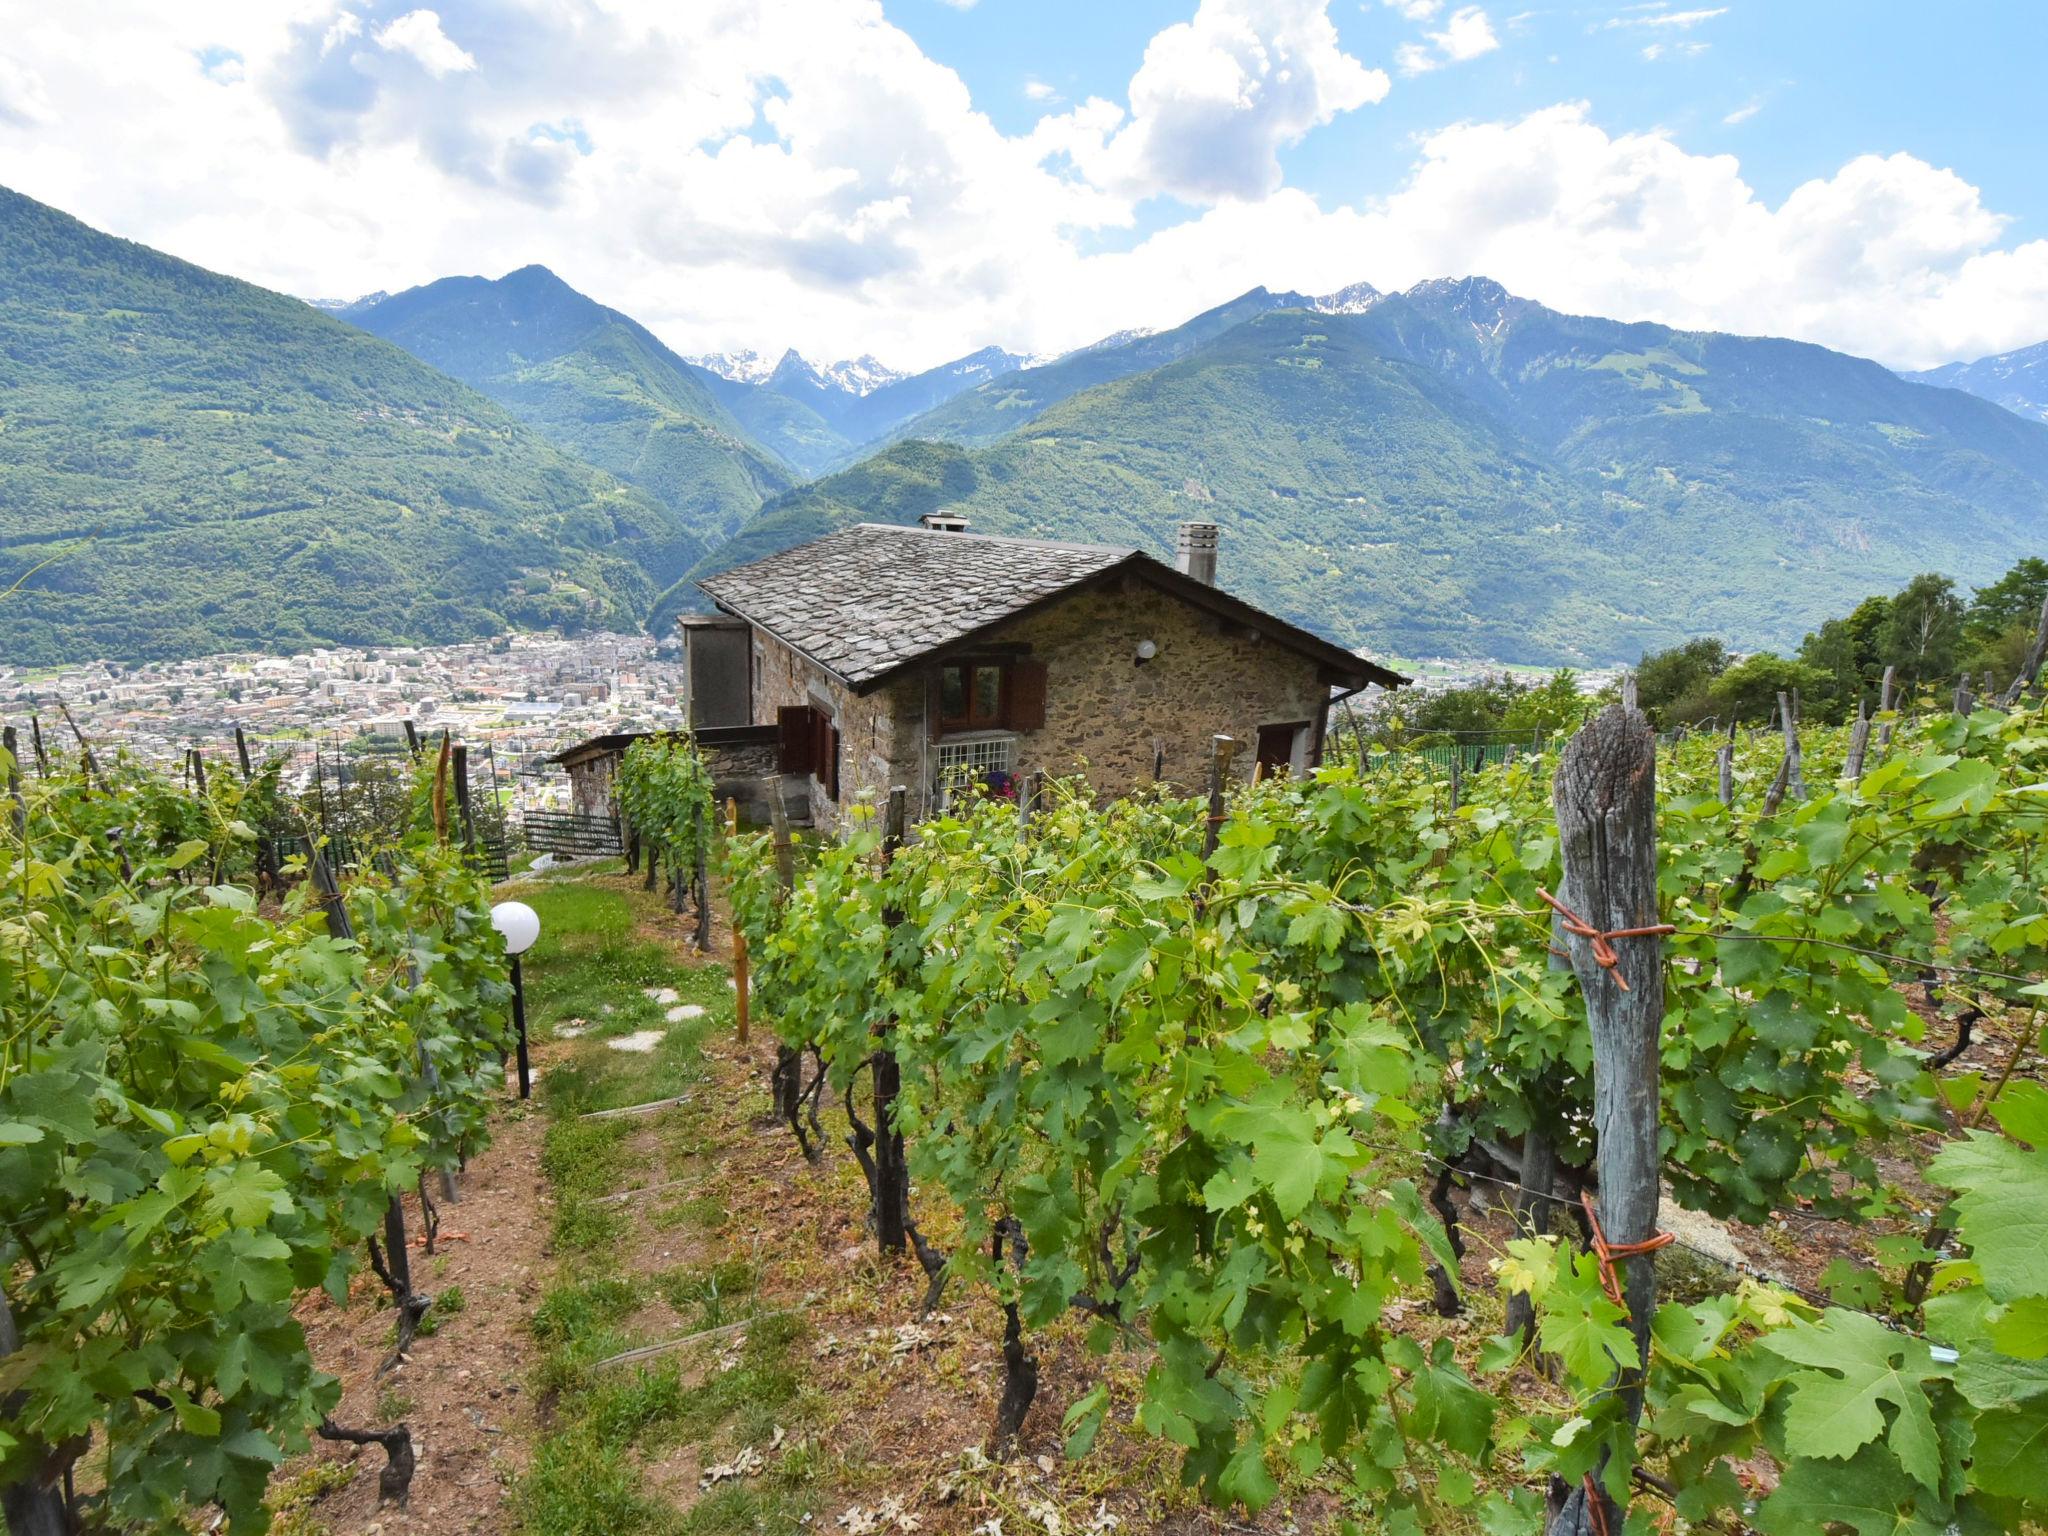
left=1881, top=574, right=1963, bottom=698
left=1964, top=556, right=2048, bottom=646
left=1796, top=595, right=1891, bottom=722
left=1502, top=669, right=1584, bottom=735
left=1633, top=638, right=1729, bottom=727
left=1708, top=653, right=1827, bottom=724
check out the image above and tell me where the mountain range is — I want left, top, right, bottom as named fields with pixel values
left=0, top=187, right=702, bottom=665
left=1904, top=339, right=2048, bottom=424
left=688, top=279, right=2048, bottom=661
left=5, top=180, right=2047, bottom=667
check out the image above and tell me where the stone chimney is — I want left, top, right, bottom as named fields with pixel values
left=919, top=510, right=971, bottom=533
left=1175, top=521, right=1219, bottom=586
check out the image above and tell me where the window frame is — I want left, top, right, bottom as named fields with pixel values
left=937, top=657, right=1010, bottom=733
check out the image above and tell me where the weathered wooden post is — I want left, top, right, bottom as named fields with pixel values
left=1202, top=734, right=1234, bottom=858
left=1716, top=741, right=1733, bottom=808
left=763, top=776, right=801, bottom=1123
left=3, top=725, right=24, bottom=841
left=692, top=800, right=712, bottom=950
left=28, top=714, right=50, bottom=776
left=1448, top=751, right=1463, bottom=814
left=1876, top=664, right=1899, bottom=752
left=1775, top=689, right=1805, bottom=802
left=1844, top=695, right=1873, bottom=782
left=1999, top=594, right=2048, bottom=707
left=727, top=798, right=749, bottom=1046
left=1, top=1276, right=67, bottom=1536
left=873, top=786, right=911, bottom=1256
left=450, top=743, right=478, bottom=861
left=1954, top=673, right=1974, bottom=716
left=403, top=719, right=421, bottom=757
left=1545, top=704, right=1669, bottom=1536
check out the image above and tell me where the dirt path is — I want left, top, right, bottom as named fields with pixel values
left=284, top=1086, right=549, bottom=1534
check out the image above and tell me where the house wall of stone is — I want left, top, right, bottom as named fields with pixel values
left=984, top=577, right=1327, bottom=795
left=750, top=630, right=925, bottom=834
left=745, top=575, right=1329, bottom=829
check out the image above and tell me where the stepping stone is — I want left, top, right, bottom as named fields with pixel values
left=644, top=987, right=681, bottom=1004
left=608, top=1030, right=667, bottom=1054
left=665, top=1004, right=705, bottom=1022
left=556, top=1022, right=591, bottom=1039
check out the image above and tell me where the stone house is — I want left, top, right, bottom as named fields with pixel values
left=684, top=518, right=1405, bottom=831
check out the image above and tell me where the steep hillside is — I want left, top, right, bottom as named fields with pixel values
left=1903, top=338, right=2048, bottom=424
left=0, top=187, right=698, bottom=663
left=349, top=267, right=793, bottom=540
left=690, top=291, right=2048, bottom=662
left=886, top=286, right=1308, bottom=448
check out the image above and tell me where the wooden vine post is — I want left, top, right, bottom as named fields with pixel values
left=727, top=798, right=748, bottom=1046
left=1547, top=704, right=1669, bottom=1536
left=1201, top=734, right=1235, bottom=858
left=763, top=775, right=801, bottom=1123
left=872, top=786, right=911, bottom=1256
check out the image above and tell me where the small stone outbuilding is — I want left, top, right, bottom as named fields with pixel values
left=685, top=519, right=1406, bottom=832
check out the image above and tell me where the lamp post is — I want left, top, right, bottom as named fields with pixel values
left=491, top=900, right=541, bottom=1099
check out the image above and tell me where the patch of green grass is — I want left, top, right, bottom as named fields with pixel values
left=650, top=1258, right=755, bottom=1329
left=677, top=1483, right=815, bottom=1535
left=515, top=1430, right=681, bottom=1536
left=649, top=1190, right=730, bottom=1233
left=674, top=1312, right=806, bottom=1444
left=375, top=1388, right=413, bottom=1422
left=436, top=1283, right=467, bottom=1315
left=532, top=1276, right=642, bottom=1347
left=266, top=1461, right=355, bottom=1536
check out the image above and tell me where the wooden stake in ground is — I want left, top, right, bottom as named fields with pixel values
left=1876, top=664, right=1899, bottom=753
left=1776, top=689, right=1806, bottom=802
left=4, top=725, right=24, bottom=841
left=1547, top=704, right=1668, bottom=1536
left=762, top=775, right=802, bottom=1126
left=873, top=786, right=911, bottom=1257
left=727, top=798, right=748, bottom=1046
left=1201, top=734, right=1235, bottom=859
left=1844, top=695, right=1873, bottom=782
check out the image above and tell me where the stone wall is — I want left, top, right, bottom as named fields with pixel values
left=751, top=630, right=925, bottom=834
left=566, top=755, right=615, bottom=818
left=987, top=577, right=1326, bottom=794
left=744, top=573, right=1329, bottom=827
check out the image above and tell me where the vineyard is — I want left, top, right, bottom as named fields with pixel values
left=728, top=697, right=2048, bottom=1535
left=0, top=731, right=511, bottom=1534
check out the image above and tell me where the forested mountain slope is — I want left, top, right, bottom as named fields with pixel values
left=690, top=286, right=2048, bottom=663
left=0, top=187, right=699, bottom=663
left=348, top=267, right=796, bottom=541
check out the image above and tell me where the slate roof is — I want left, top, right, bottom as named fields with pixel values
left=697, top=523, right=1405, bottom=692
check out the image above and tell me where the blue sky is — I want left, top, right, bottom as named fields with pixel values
left=921, top=1, right=2048, bottom=244
left=1, top=1, right=2043, bottom=369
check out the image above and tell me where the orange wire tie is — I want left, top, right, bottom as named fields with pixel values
left=1536, top=887, right=1674, bottom=993
left=1579, top=1191, right=1674, bottom=1306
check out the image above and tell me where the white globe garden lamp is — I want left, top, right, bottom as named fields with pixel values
left=492, top=901, right=541, bottom=1098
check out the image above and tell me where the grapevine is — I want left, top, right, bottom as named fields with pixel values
left=731, top=699, right=2048, bottom=1531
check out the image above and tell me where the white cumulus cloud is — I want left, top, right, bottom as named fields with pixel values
left=1398, top=6, right=1500, bottom=74
left=1059, top=0, right=1390, bottom=202
left=0, top=5, right=2040, bottom=372
left=375, top=10, right=476, bottom=77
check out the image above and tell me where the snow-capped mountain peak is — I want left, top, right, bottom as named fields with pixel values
left=1310, top=281, right=1383, bottom=316
left=685, top=347, right=780, bottom=386
left=816, top=354, right=909, bottom=396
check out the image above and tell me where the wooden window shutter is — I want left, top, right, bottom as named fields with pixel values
left=825, top=723, right=841, bottom=801
left=1005, top=660, right=1048, bottom=731
left=777, top=705, right=815, bottom=775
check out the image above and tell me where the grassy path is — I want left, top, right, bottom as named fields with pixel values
left=508, top=868, right=818, bottom=1535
